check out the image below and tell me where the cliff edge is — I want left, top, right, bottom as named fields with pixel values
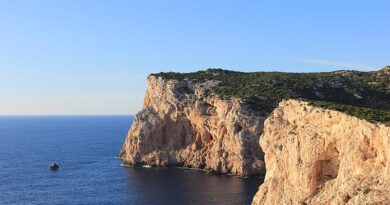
left=119, top=75, right=266, bottom=176
left=252, top=100, right=390, bottom=205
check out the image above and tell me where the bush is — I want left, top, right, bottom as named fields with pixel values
left=363, top=188, right=371, bottom=195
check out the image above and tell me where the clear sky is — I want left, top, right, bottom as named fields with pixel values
left=0, top=0, right=389, bottom=115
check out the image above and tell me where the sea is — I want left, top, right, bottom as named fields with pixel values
left=0, top=116, right=263, bottom=205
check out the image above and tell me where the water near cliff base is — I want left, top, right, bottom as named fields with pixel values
left=0, top=116, right=262, bottom=205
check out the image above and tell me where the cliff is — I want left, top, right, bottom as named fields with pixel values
left=120, top=67, right=390, bottom=189
left=252, top=100, right=390, bottom=205
left=119, top=75, right=266, bottom=176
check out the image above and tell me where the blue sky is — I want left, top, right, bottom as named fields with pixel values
left=0, top=0, right=389, bottom=115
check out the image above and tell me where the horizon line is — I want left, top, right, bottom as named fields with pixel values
left=0, top=114, right=134, bottom=117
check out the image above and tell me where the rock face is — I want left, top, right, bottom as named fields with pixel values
left=252, top=100, right=390, bottom=205
left=120, top=69, right=390, bottom=204
left=120, top=75, right=265, bottom=176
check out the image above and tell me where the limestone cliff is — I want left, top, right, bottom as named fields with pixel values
left=252, top=100, right=390, bottom=205
left=119, top=75, right=265, bottom=176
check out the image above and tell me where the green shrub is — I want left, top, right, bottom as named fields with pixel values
left=363, top=188, right=371, bottom=195
left=308, top=100, right=390, bottom=125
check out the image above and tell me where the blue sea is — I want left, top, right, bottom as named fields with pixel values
left=0, top=116, right=262, bottom=205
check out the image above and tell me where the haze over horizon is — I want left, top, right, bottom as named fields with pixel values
left=1, top=0, right=389, bottom=115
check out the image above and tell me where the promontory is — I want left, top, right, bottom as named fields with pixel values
left=120, top=67, right=390, bottom=204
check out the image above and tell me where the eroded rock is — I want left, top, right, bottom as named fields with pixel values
left=119, top=75, right=266, bottom=176
left=252, top=99, right=390, bottom=205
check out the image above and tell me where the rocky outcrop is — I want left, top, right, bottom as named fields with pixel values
left=50, top=163, right=59, bottom=171
left=252, top=100, right=390, bottom=205
left=382, top=66, right=390, bottom=72
left=120, top=75, right=265, bottom=176
left=120, top=68, right=390, bottom=204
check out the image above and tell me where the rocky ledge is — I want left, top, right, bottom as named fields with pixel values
left=252, top=100, right=390, bottom=205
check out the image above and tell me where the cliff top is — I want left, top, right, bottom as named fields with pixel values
left=151, top=67, right=390, bottom=125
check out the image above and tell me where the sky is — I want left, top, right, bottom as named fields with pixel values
left=0, top=0, right=389, bottom=115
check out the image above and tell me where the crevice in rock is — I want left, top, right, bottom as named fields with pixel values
left=342, top=194, right=351, bottom=203
left=312, top=146, right=340, bottom=192
left=201, top=130, right=213, bottom=143
left=234, top=124, right=243, bottom=134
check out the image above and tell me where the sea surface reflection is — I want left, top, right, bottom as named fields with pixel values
left=124, top=167, right=263, bottom=205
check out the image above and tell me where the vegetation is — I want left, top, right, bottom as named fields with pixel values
left=308, top=101, right=390, bottom=126
left=152, top=68, right=390, bottom=125
left=363, top=188, right=372, bottom=195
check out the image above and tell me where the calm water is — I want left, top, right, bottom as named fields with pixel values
left=0, top=116, right=262, bottom=205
